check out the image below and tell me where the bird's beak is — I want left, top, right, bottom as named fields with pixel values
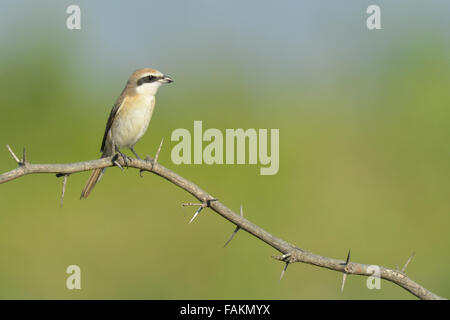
left=159, top=75, right=173, bottom=84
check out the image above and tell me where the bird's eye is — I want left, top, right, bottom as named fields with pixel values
left=137, top=75, right=157, bottom=86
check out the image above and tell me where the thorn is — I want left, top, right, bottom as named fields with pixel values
left=188, top=206, right=203, bottom=224
left=224, top=226, right=240, bottom=247
left=340, top=249, right=351, bottom=293
left=224, top=204, right=244, bottom=247
left=341, top=273, right=348, bottom=293
left=22, top=147, right=27, bottom=164
left=271, top=250, right=297, bottom=281
left=181, top=199, right=217, bottom=208
left=182, top=199, right=217, bottom=224
left=141, top=139, right=164, bottom=176
left=182, top=202, right=204, bottom=207
left=345, top=249, right=351, bottom=265
left=280, top=262, right=289, bottom=281
left=401, top=252, right=415, bottom=274
left=6, top=144, right=21, bottom=164
left=154, top=138, right=164, bottom=164
left=60, top=174, right=68, bottom=208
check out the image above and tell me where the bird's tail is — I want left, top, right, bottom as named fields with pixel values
left=80, top=148, right=111, bottom=199
left=80, top=168, right=105, bottom=199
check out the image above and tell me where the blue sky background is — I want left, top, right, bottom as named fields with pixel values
left=2, top=0, right=450, bottom=86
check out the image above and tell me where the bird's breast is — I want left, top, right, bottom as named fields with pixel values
left=111, top=95, right=155, bottom=148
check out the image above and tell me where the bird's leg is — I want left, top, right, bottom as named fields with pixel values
left=130, top=147, right=142, bottom=160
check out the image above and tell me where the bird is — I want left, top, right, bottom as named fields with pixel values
left=80, top=68, right=173, bottom=199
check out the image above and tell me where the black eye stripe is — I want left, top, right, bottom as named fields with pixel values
left=137, top=75, right=160, bottom=86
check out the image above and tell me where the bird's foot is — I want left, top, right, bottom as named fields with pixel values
left=139, top=155, right=153, bottom=177
left=112, top=151, right=131, bottom=170
left=120, top=151, right=131, bottom=167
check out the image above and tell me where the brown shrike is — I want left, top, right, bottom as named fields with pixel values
left=80, top=68, right=173, bottom=199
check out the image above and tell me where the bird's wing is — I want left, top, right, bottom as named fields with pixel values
left=100, top=89, right=128, bottom=153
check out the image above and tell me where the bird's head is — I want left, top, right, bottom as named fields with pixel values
left=129, top=68, right=173, bottom=96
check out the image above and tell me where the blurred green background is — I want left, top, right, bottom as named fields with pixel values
left=1, top=0, right=449, bottom=299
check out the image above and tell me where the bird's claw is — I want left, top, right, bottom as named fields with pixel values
left=119, top=151, right=130, bottom=167
left=139, top=155, right=153, bottom=177
left=112, top=152, right=130, bottom=170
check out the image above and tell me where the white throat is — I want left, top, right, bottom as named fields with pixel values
left=135, top=82, right=162, bottom=96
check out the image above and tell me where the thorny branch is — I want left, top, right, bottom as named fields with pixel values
left=0, top=144, right=446, bottom=300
